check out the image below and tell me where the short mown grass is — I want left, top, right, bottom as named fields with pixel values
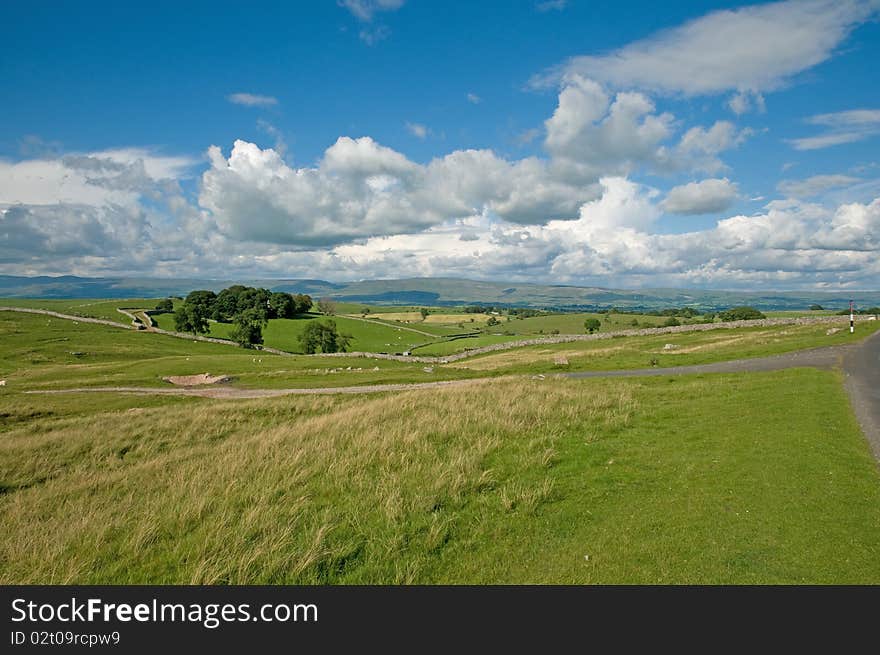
left=1, top=369, right=879, bottom=584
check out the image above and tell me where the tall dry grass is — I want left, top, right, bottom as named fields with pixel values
left=0, top=378, right=634, bottom=584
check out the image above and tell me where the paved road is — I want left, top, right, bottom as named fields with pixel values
left=842, top=328, right=880, bottom=461
left=563, top=335, right=879, bottom=461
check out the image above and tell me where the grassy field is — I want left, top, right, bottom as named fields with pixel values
left=4, top=296, right=838, bottom=359
left=447, top=321, right=875, bottom=373
left=1, top=310, right=875, bottom=392
left=414, top=319, right=871, bottom=361
left=1, top=369, right=878, bottom=583
left=152, top=312, right=435, bottom=354
left=1, top=309, right=879, bottom=584
left=0, top=298, right=161, bottom=324
left=0, top=311, right=461, bottom=391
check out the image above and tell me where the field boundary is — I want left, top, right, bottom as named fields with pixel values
left=320, top=315, right=873, bottom=363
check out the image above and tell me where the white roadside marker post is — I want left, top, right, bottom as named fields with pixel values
left=850, top=299, right=855, bottom=334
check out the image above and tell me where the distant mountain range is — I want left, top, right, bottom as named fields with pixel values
left=1, top=275, right=877, bottom=311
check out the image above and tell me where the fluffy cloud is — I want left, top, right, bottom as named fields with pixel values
left=4, top=144, right=879, bottom=289
left=544, top=75, right=674, bottom=174
left=542, top=76, right=749, bottom=176
left=789, top=109, right=880, bottom=150
left=535, top=0, right=878, bottom=95
left=673, top=121, right=751, bottom=173
left=0, top=149, right=204, bottom=274
left=0, top=149, right=196, bottom=207
left=727, top=90, right=765, bottom=115
left=310, top=180, right=880, bottom=288
left=198, top=138, right=603, bottom=247
left=3, top=35, right=878, bottom=290
left=661, top=178, right=739, bottom=215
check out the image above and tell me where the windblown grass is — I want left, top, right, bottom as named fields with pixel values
left=2, top=370, right=879, bottom=584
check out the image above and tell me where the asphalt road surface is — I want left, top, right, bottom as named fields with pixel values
left=564, top=332, right=880, bottom=461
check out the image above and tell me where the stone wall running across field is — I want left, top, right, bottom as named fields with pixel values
left=317, top=315, right=872, bottom=364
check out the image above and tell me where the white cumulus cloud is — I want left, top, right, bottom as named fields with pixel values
left=662, top=178, right=739, bottom=215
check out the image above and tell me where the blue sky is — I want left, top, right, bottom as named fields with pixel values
left=1, top=0, right=879, bottom=289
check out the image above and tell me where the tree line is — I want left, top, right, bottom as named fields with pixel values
left=170, top=286, right=313, bottom=347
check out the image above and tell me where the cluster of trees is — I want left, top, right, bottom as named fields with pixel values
left=211, top=286, right=312, bottom=322
left=836, top=306, right=880, bottom=315
left=509, top=308, right=545, bottom=319
left=173, top=286, right=313, bottom=347
left=716, top=306, right=766, bottom=321
left=584, top=318, right=601, bottom=333
left=298, top=320, right=351, bottom=354
left=463, top=305, right=511, bottom=314
left=597, top=306, right=704, bottom=317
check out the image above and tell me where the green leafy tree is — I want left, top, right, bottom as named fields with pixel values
left=298, top=320, right=351, bottom=354
left=173, top=303, right=210, bottom=335
left=717, top=306, right=766, bottom=322
left=155, top=298, right=174, bottom=313
left=269, top=292, right=295, bottom=319
left=236, top=287, right=271, bottom=315
left=213, top=285, right=247, bottom=322
left=185, top=289, right=217, bottom=311
left=230, top=307, right=268, bottom=348
left=663, top=317, right=681, bottom=327
left=420, top=307, right=429, bottom=319
left=584, top=318, right=601, bottom=334
left=173, top=290, right=216, bottom=334
left=293, top=294, right=313, bottom=314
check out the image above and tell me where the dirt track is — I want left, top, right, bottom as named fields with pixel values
left=27, top=379, right=484, bottom=399
left=24, top=331, right=880, bottom=460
